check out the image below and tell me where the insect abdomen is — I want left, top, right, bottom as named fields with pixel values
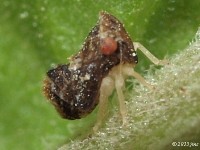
left=43, top=64, right=102, bottom=119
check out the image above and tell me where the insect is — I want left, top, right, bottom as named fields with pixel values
left=43, top=11, right=168, bottom=131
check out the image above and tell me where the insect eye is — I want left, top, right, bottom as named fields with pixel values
left=100, top=37, right=117, bottom=55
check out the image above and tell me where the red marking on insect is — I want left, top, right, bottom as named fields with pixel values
left=100, top=37, right=117, bottom=55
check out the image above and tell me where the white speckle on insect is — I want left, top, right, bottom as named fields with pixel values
left=69, top=58, right=82, bottom=70
left=132, top=52, right=137, bottom=57
left=80, top=73, right=91, bottom=82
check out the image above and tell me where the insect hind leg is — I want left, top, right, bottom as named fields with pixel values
left=133, top=42, right=169, bottom=65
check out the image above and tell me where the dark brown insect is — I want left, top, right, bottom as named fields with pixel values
left=43, top=11, right=167, bottom=131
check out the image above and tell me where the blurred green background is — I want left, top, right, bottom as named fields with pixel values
left=0, top=0, right=199, bottom=149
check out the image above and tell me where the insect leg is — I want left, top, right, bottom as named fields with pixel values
left=133, top=42, right=169, bottom=65
left=130, top=70, right=154, bottom=90
left=114, top=73, right=127, bottom=126
left=122, top=64, right=154, bottom=90
left=93, top=76, right=114, bottom=132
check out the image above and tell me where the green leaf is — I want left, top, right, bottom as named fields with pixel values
left=0, top=0, right=199, bottom=149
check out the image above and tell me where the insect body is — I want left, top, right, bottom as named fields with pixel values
left=43, top=11, right=167, bottom=131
